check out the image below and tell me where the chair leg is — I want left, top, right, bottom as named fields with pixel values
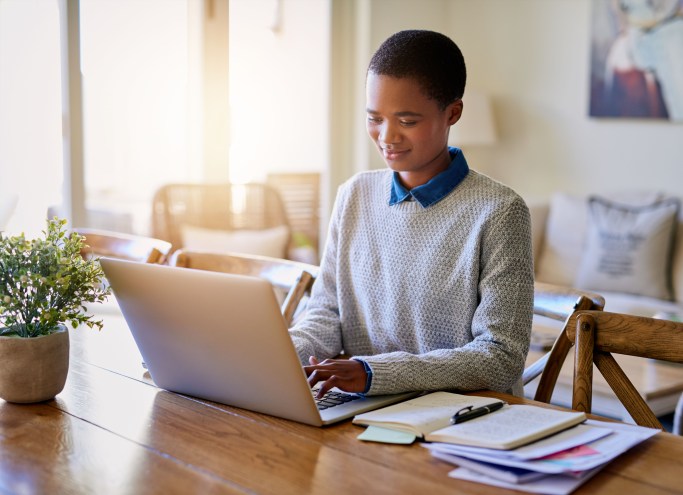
left=595, top=352, right=663, bottom=429
left=534, top=329, right=572, bottom=403
left=573, top=313, right=595, bottom=414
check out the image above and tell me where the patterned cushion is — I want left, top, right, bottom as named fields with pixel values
left=575, top=197, right=680, bottom=301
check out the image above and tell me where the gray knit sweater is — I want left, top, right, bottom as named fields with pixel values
left=289, top=168, right=534, bottom=396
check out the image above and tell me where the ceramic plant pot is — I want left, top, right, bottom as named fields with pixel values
left=0, top=325, right=69, bottom=403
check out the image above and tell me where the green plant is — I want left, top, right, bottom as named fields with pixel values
left=0, top=218, right=110, bottom=338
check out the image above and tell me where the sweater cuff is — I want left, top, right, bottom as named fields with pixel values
left=352, top=358, right=373, bottom=394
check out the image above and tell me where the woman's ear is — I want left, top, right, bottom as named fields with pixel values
left=447, top=99, right=463, bottom=125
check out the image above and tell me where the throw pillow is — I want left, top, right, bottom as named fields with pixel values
left=180, top=225, right=290, bottom=259
left=575, top=197, right=680, bottom=301
left=535, top=191, right=665, bottom=286
left=534, top=193, right=588, bottom=286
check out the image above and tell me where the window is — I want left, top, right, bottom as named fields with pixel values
left=0, top=0, right=63, bottom=236
left=228, top=0, right=329, bottom=183
left=80, top=0, right=194, bottom=234
left=1, top=0, right=330, bottom=240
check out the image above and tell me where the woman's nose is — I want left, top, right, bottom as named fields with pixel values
left=379, top=122, right=401, bottom=145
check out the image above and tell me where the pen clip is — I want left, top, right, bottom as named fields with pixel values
left=450, top=401, right=507, bottom=425
left=453, top=405, right=474, bottom=417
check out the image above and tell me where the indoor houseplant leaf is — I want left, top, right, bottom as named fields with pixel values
left=0, top=217, right=110, bottom=402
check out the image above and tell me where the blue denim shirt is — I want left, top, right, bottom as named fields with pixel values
left=355, top=147, right=470, bottom=394
left=389, top=147, right=469, bottom=208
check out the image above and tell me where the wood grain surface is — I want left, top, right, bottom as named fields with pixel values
left=1, top=310, right=682, bottom=494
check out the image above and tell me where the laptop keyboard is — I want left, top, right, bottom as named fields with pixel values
left=313, top=390, right=362, bottom=410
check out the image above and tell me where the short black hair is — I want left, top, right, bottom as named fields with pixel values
left=367, top=30, right=466, bottom=110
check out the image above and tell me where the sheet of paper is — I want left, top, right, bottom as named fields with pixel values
left=427, top=405, right=585, bottom=449
left=544, top=422, right=658, bottom=472
left=449, top=466, right=604, bottom=495
left=425, top=423, right=612, bottom=460
left=427, top=420, right=659, bottom=474
left=431, top=452, right=548, bottom=484
left=357, top=426, right=417, bottom=444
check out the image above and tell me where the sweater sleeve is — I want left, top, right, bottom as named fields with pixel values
left=288, top=186, right=345, bottom=363
left=356, top=197, right=535, bottom=396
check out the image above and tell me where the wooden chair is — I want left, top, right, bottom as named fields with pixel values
left=74, top=228, right=172, bottom=264
left=266, top=172, right=321, bottom=261
left=565, top=310, right=683, bottom=429
left=170, top=249, right=319, bottom=327
left=151, top=183, right=292, bottom=255
left=522, top=282, right=605, bottom=404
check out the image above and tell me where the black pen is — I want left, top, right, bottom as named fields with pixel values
left=450, top=401, right=506, bottom=425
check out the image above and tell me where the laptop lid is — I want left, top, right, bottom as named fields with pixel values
left=100, top=258, right=417, bottom=426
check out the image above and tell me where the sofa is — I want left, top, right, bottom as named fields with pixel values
left=525, top=191, right=683, bottom=422
left=529, top=191, right=683, bottom=322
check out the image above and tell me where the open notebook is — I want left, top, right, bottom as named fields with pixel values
left=353, top=392, right=587, bottom=449
left=100, top=258, right=417, bottom=426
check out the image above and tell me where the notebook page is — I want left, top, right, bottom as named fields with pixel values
left=353, top=392, right=498, bottom=435
left=426, top=405, right=586, bottom=449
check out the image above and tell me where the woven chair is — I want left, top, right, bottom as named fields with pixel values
left=170, top=249, right=318, bottom=327
left=74, top=228, right=172, bottom=264
left=266, top=172, right=321, bottom=261
left=151, top=183, right=292, bottom=256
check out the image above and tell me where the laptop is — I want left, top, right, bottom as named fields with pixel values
left=100, top=258, right=418, bottom=426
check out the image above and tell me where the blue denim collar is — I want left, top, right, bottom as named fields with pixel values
left=389, top=147, right=469, bottom=208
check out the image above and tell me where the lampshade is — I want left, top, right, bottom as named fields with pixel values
left=448, top=89, right=497, bottom=147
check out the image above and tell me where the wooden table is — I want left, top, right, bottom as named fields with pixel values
left=2, top=309, right=683, bottom=494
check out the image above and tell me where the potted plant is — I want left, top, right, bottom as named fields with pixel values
left=0, top=218, right=110, bottom=403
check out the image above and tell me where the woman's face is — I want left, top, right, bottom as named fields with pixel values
left=366, top=73, right=461, bottom=188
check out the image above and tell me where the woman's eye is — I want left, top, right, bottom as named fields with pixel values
left=400, top=120, right=417, bottom=127
left=367, top=116, right=382, bottom=124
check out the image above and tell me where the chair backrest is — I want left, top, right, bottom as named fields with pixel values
left=523, top=282, right=605, bottom=403
left=266, top=172, right=321, bottom=259
left=170, top=249, right=319, bottom=327
left=151, top=183, right=291, bottom=253
left=74, top=228, right=172, bottom=264
left=566, top=310, right=683, bottom=429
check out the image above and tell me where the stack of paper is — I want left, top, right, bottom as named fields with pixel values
left=353, top=392, right=660, bottom=493
left=424, top=420, right=659, bottom=495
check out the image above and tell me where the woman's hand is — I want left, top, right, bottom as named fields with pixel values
left=303, top=356, right=367, bottom=399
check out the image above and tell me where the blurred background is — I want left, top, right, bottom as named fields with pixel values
left=1, top=0, right=681, bottom=253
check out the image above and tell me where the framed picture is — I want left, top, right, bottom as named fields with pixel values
left=589, top=0, right=683, bottom=121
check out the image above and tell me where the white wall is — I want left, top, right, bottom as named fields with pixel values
left=0, top=0, right=63, bottom=236
left=350, top=0, right=682, bottom=202
left=362, top=0, right=452, bottom=172
left=446, top=0, right=683, bottom=201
